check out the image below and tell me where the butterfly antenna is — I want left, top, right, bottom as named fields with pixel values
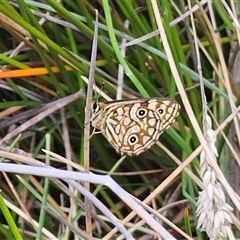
left=95, top=81, right=105, bottom=104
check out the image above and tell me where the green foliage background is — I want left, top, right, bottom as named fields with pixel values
left=0, top=1, right=239, bottom=239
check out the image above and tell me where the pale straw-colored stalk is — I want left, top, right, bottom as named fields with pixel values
left=192, top=2, right=234, bottom=238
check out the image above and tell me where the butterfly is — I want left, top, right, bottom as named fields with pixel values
left=91, top=98, right=180, bottom=155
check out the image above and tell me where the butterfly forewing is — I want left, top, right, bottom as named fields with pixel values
left=91, top=98, right=180, bottom=155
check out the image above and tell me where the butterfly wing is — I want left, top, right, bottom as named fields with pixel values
left=98, top=99, right=180, bottom=155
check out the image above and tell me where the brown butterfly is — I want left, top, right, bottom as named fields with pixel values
left=91, top=98, right=180, bottom=155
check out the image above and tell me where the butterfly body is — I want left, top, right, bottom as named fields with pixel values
left=91, top=98, right=180, bottom=155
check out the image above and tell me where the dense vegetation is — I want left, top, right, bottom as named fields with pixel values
left=0, top=1, right=239, bottom=239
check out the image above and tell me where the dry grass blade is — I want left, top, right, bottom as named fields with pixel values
left=83, top=9, right=99, bottom=236
left=0, top=90, right=85, bottom=146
